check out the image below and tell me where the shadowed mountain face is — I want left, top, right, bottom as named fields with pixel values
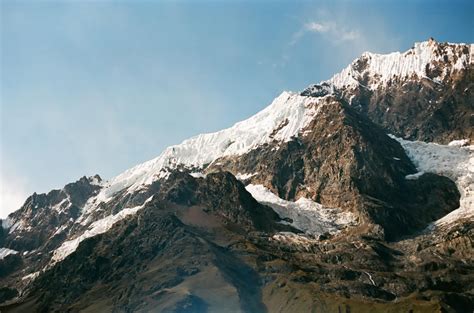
left=1, top=40, right=473, bottom=312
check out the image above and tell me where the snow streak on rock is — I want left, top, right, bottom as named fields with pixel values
left=0, top=247, right=19, bottom=260
left=52, top=196, right=154, bottom=263
left=235, top=172, right=257, bottom=181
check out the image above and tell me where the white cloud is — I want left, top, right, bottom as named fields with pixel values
left=305, top=22, right=330, bottom=33
left=291, top=20, right=361, bottom=46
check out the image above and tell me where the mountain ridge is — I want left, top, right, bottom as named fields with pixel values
left=1, top=39, right=473, bottom=312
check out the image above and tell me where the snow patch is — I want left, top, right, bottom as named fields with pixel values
left=51, top=197, right=70, bottom=213
left=22, top=271, right=40, bottom=281
left=51, top=224, right=69, bottom=237
left=271, top=232, right=317, bottom=248
left=235, top=172, right=257, bottom=181
left=0, top=248, right=19, bottom=260
left=88, top=175, right=103, bottom=186
left=448, top=139, right=470, bottom=147
left=245, top=184, right=356, bottom=235
left=190, top=172, right=206, bottom=178
left=363, top=271, right=376, bottom=286
left=453, top=53, right=468, bottom=70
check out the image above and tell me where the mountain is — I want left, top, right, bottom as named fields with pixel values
left=1, top=39, right=473, bottom=313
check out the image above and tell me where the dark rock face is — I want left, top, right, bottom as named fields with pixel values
left=158, top=171, right=289, bottom=232
left=0, top=254, right=22, bottom=278
left=300, top=82, right=335, bottom=98
left=0, top=288, right=18, bottom=304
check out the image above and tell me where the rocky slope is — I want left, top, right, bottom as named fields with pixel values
left=0, top=39, right=473, bottom=312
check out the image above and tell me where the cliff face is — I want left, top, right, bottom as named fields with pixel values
left=1, top=40, right=473, bottom=313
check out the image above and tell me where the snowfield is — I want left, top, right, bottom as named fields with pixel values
left=235, top=172, right=258, bottom=181
left=245, top=184, right=357, bottom=236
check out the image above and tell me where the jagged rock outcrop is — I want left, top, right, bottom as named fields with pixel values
left=1, top=176, right=102, bottom=251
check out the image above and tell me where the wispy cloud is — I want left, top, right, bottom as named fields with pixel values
left=291, top=20, right=361, bottom=45
left=305, top=22, right=330, bottom=33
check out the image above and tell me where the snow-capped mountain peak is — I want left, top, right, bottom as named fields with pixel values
left=303, top=39, right=473, bottom=95
left=2, top=38, right=473, bottom=311
left=84, top=91, right=323, bottom=209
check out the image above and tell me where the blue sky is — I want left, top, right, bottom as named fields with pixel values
left=1, top=0, right=473, bottom=217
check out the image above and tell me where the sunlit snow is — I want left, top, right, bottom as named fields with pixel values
left=235, top=172, right=257, bottom=181
left=245, top=184, right=356, bottom=235
left=78, top=92, right=324, bottom=220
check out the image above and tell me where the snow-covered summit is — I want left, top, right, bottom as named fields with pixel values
left=303, top=39, right=473, bottom=95
left=90, top=91, right=323, bottom=205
